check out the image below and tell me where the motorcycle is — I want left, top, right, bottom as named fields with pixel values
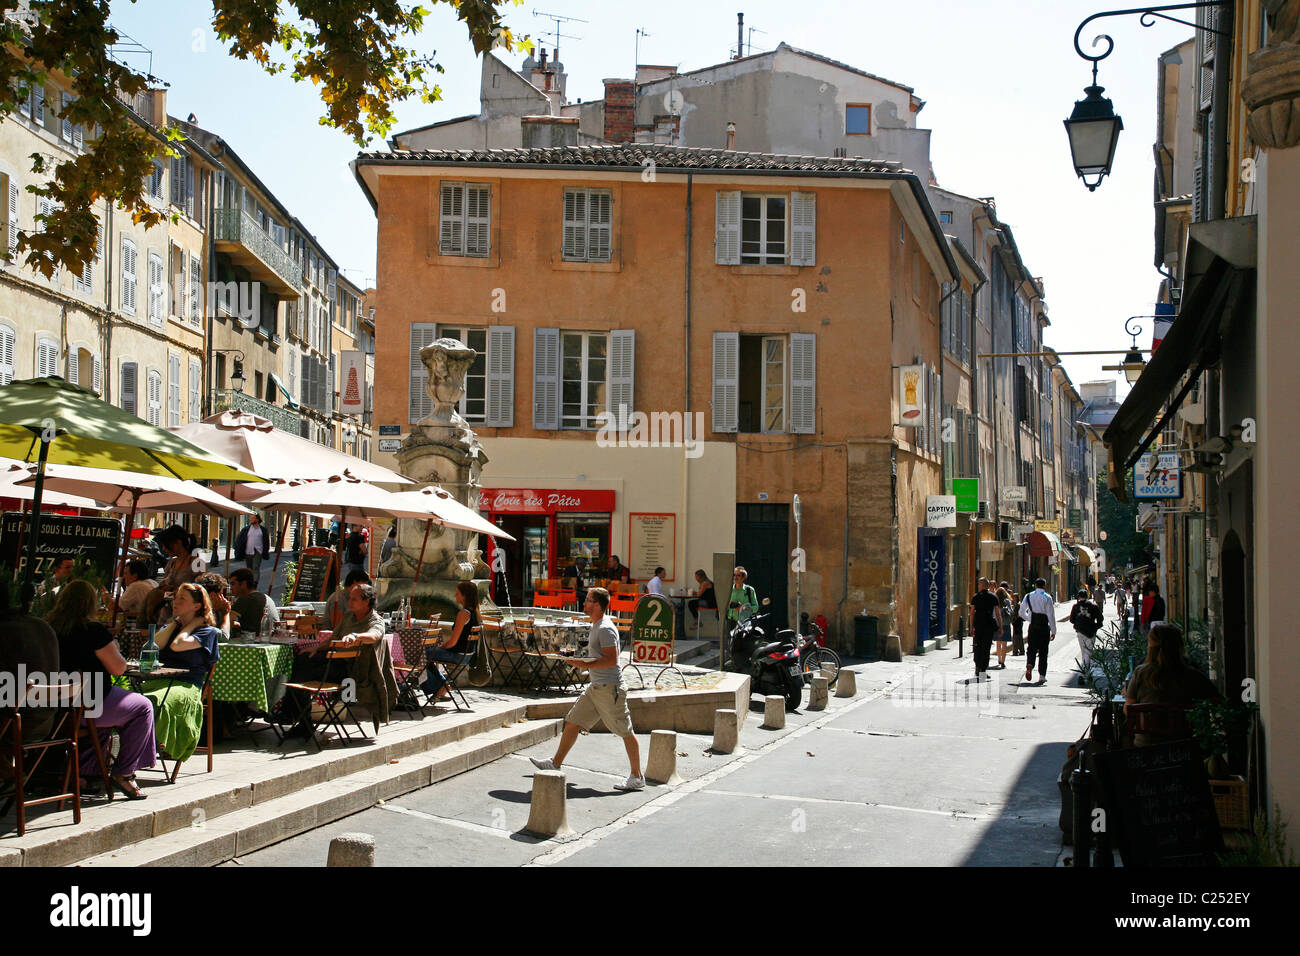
left=726, top=601, right=803, bottom=711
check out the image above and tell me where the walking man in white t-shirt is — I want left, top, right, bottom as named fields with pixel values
left=1019, top=577, right=1057, bottom=684
left=531, top=587, right=645, bottom=791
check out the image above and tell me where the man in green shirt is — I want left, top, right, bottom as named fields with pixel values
left=726, top=566, right=759, bottom=627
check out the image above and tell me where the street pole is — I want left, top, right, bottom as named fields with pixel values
left=793, top=494, right=802, bottom=633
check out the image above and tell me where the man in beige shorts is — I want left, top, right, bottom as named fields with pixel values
left=531, top=587, right=644, bottom=791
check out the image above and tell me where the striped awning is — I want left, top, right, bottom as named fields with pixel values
left=1027, top=530, right=1062, bottom=557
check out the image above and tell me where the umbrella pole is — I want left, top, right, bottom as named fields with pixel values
left=270, top=510, right=290, bottom=583
left=12, top=498, right=28, bottom=581
left=224, top=513, right=235, bottom=578
left=109, top=490, right=140, bottom=630
left=338, top=507, right=347, bottom=592
left=413, top=518, right=432, bottom=587
left=20, top=437, right=51, bottom=612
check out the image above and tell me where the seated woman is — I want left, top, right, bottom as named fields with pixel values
left=142, top=582, right=222, bottom=764
left=420, top=581, right=479, bottom=703
left=46, top=580, right=156, bottom=799
left=687, top=569, right=717, bottom=622
left=1124, top=622, right=1220, bottom=746
left=143, top=525, right=201, bottom=624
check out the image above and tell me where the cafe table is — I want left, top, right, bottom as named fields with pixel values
left=214, top=640, right=296, bottom=713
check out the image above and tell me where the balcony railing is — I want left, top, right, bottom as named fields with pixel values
left=212, top=388, right=302, bottom=435
left=213, top=207, right=303, bottom=293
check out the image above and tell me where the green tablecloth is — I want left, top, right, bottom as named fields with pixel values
left=214, top=642, right=295, bottom=713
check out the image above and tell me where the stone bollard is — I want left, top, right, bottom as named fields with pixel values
left=645, top=729, right=684, bottom=786
left=808, top=675, right=829, bottom=710
left=883, top=633, right=904, bottom=662
left=820, top=667, right=836, bottom=680
left=835, top=669, right=857, bottom=698
left=525, top=769, right=574, bottom=839
left=327, top=832, right=375, bottom=867
left=762, top=695, right=786, bottom=729
left=712, top=708, right=739, bottom=753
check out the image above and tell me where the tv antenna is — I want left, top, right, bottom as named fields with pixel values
left=532, top=8, right=587, bottom=56
left=635, top=27, right=651, bottom=69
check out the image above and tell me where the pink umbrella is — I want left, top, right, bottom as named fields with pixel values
left=386, top=485, right=514, bottom=582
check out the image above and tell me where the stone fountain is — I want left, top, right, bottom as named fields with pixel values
left=376, top=337, right=492, bottom=613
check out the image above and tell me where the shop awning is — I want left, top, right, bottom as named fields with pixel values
left=269, top=373, right=298, bottom=409
left=1027, top=530, right=1062, bottom=557
left=1103, top=216, right=1256, bottom=499
left=1075, top=544, right=1098, bottom=566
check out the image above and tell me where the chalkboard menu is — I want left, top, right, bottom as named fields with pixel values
left=291, top=547, right=338, bottom=603
left=1093, top=739, right=1223, bottom=867
left=0, top=512, right=120, bottom=584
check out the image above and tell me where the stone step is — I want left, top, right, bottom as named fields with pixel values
left=76, top=718, right=562, bottom=867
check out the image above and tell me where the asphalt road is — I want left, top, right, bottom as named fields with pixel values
left=227, top=601, right=1100, bottom=867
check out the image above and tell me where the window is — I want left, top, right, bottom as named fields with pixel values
left=562, top=188, right=612, bottom=262
left=168, top=353, right=181, bottom=426
left=718, top=331, right=816, bottom=435
left=716, top=191, right=815, bottom=266
left=189, top=253, right=201, bottom=325
left=189, top=357, right=201, bottom=421
left=440, top=326, right=488, bottom=421
left=60, top=93, right=82, bottom=148
left=148, top=251, right=164, bottom=325
left=146, top=161, right=164, bottom=200
left=438, top=182, right=490, bottom=257
left=4, top=172, right=18, bottom=261
left=939, top=210, right=953, bottom=225
left=36, top=335, right=58, bottom=378
left=170, top=155, right=193, bottom=216
left=118, top=236, right=136, bottom=312
left=0, top=325, right=13, bottom=384
left=561, top=331, right=607, bottom=429
left=120, top=361, right=138, bottom=415
left=146, top=369, right=162, bottom=426
left=66, top=345, right=100, bottom=393
left=845, top=103, right=871, bottom=135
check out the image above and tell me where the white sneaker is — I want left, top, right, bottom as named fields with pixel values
left=529, top=757, right=557, bottom=771
left=615, top=775, right=646, bottom=792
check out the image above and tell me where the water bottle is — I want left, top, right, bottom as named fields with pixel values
left=140, top=625, right=159, bottom=674
left=259, top=610, right=273, bottom=642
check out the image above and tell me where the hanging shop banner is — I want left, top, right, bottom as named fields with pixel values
left=1001, top=486, right=1027, bottom=504
left=1069, top=508, right=1083, bottom=530
left=926, top=495, right=957, bottom=528
left=0, top=512, right=120, bottom=584
left=628, top=512, right=675, bottom=582
left=631, top=593, right=676, bottom=665
left=898, top=365, right=925, bottom=425
left=1133, top=452, right=1182, bottom=500
left=917, top=529, right=947, bottom=641
left=339, top=350, right=366, bottom=414
left=949, top=477, right=979, bottom=513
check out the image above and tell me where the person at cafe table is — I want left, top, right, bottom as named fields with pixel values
left=229, top=567, right=280, bottom=636
left=420, top=580, right=479, bottom=703
left=141, top=582, right=222, bottom=766
left=113, top=559, right=157, bottom=624
left=143, top=525, right=202, bottom=624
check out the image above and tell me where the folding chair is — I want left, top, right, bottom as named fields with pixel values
left=429, top=626, right=479, bottom=712
left=1, top=679, right=109, bottom=837
left=281, top=643, right=369, bottom=752
left=492, top=617, right=532, bottom=688
left=1122, top=703, right=1192, bottom=748
left=157, top=664, right=218, bottom=783
left=534, top=593, right=565, bottom=610
left=393, top=631, right=443, bottom=717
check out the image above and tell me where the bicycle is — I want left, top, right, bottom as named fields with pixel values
left=796, top=618, right=841, bottom=686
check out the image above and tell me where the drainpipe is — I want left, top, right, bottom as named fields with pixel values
left=104, top=204, right=114, bottom=405
left=683, top=172, right=693, bottom=584
left=1208, top=1, right=1232, bottom=222
left=204, top=158, right=216, bottom=416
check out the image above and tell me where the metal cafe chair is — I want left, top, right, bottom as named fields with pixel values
left=431, top=625, right=480, bottom=713
left=281, top=643, right=369, bottom=753
left=1, top=679, right=112, bottom=836
left=393, top=622, right=442, bottom=718
left=494, top=617, right=532, bottom=688
left=157, top=663, right=218, bottom=783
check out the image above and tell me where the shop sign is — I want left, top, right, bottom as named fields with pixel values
left=1069, top=508, right=1083, bottom=530
left=949, top=477, right=979, bottom=513
left=1034, top=519, right=1059, bottom=533
left=629, top=512, right=675, bottom=582
left=378, top=438, right=402, bottom=453
left=926, top=495, right=957, bottom=528
left=1133, top=452, right=1182, bottom=500
left=1010, top=523, right=1035, bottom=537
left=339, top=350, right=366, bottom=413
left=631, top=594, right=676, bottom=665
left=898, top=365, right=926, bottom=425
left=473, top=488, right=616, bottom=514
left=1001, top=486, right=1027, bottom=503
left=916, top=530, right=946, bottom=641
left=378, top=425, right=401, bottom=436
left=0, top=512, right=120, bottom=584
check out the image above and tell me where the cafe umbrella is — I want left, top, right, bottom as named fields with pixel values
left=0, top=377, right=261, bottom=606
left=386, top=484, right=514, bottom=582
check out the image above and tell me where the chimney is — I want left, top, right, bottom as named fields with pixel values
left=522, top=114, right=579, bottom=148
left=736, top=12, right=744, bottom=59
left=726, top=121, right=736, bottom=150
left=603, top=78, right=635, bottom=143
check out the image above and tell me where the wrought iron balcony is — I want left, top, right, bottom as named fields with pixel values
left=211, top=388, right=302, bottom=434
left=213, top=208, right=303, bottom=296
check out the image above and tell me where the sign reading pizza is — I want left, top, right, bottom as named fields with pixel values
left=631, top=594, right=675, bottom=665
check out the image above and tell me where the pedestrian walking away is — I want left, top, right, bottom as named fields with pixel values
left=1061, top=588, right=1103, bottom=677
left=994, top=583, right=1014, bottom=669
left=969, top=577, right=1002, bottom=680
left=1007, top=582, right=1025, bottom=656
left=343, top=524, right=368, bottom=578
left=1019, top=578, right=1056, bottom=683
left=530, top=587, right=644, bottom=791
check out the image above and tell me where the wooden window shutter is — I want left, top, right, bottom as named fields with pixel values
left=465, top=184, right=490, bottom=257
left=147, top=369, right=162, bottom=426
left=61, top=92, right=73, bottom=142
left=608, top=329, right=635, bottom=430
left=7, top=174, right=18, bottom=259
left=588, top=190, right=612, bottom=262
left=532, top=327, right=561, bottom=430
left=485, top=325, right=515, bottom=427
left=562, top=188, right=586, bottom=260
left=37, top=337, right=58, bottom=377
left=408, top=322, right=438, bottom=423
left=715, top=191, right=741, bottom=265
left=788, top=332, right=817, bottom=434
left=711, top=331, right=739, bottom=432
left=65, top=347, right=78, bottom=385
left=439, top=182, right=463, bottom=255
left=0, top=327, right=13, bottom=385
left=189, top=253, right=201, bottom=325
left=121, top=361, right=137, bottom=415
left=188, top=358, right=200, bottom=421
left=789, top=191, right=817, bottom=266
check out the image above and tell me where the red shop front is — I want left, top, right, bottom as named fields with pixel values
left=475, top=488, right=616, bottom=607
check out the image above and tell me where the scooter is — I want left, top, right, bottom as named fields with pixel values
left=726, top=601, right=803, bottom=711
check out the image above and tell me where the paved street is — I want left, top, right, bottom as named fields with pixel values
left=228, top=599, right=1104, bottom=866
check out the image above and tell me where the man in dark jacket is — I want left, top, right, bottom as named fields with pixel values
left=234, top=515, right=270, bottom=586
left=1062, top=588, right=1104, bottom=675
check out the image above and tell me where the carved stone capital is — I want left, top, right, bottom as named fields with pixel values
left=1243, top=1, right=1300, bottom=148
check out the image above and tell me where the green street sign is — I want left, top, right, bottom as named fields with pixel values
left=631, top=594, right=676, bottom=665
left=1069, top=508, right=1082, bottom=530
left=949, top=478, right=979, bottom=513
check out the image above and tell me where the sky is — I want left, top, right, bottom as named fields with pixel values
left=104, top=0, right=1194, bottom=397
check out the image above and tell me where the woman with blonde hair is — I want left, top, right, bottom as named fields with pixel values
left=47, top=580, right=156, bottom=799
left=1124, top=622, right=1219, bottom=746
left=141, top=582, right=222, bottom=764
left=994, top=584, right=1013, bottom=669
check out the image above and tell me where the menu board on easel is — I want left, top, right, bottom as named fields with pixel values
left=292, top=547, right=338, bottom=603
left=628, top=512, right=675, bottom=582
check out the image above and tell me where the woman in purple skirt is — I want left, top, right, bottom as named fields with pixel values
left=46, top=580, right=155, bottom=799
